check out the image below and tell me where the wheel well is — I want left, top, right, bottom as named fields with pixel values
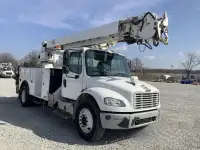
left=73, top=93, right=100, bottom=120
left=20, top=80, right=29, bottom=93
left=78, top=93, right=100, bottom=109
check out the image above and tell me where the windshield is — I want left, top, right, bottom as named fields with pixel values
left=3, top=67, right=11, bottom=71
left=85, top=50, right=131, bottom=77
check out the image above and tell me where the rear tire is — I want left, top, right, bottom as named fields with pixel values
left=75, top=99, right=105, bottom=142
left=19, top=85, right=31, bottom=107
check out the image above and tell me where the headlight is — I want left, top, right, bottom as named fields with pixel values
left=104, top=97, right=126, bottom=107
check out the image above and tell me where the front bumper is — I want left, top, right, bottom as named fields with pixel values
left=100, top=109, right=160, bottom=129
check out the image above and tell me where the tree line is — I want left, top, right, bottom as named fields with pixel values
left=129, top=52, right=200, bottom=78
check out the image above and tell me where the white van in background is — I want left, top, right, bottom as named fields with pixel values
left=0, top=63, right=15, bottom=78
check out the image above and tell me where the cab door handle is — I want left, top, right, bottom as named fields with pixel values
left=63, top=79, right=66, bottom=87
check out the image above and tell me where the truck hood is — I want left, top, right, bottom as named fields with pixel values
left=86, top=76, right=159, bottom=94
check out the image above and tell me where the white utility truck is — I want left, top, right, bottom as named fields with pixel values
left=0, top=62, right=15, bottom=78
left=16, top=12, right=169, bottom=142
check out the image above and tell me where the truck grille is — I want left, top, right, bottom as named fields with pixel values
left=134, top=93, right=159, bottom=109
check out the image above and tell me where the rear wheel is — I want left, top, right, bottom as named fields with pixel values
left=19, top=85, right=31, bottom=107
left=75, top=99, right=105, bottom=142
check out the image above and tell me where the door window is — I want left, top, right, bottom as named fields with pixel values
left=69, top=52, right=82, bottom=74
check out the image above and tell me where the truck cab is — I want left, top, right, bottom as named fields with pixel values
left=61, top=48, right=160, bottom=135
left=62, top=47, right=160, bottom=103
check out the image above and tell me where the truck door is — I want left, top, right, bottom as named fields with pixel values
left=61, top=49, right=83, bottom=100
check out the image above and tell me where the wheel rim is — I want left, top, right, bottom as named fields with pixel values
left=79, top=108, right=94, bottom=134
left=21, top=89, right=26, bottom=103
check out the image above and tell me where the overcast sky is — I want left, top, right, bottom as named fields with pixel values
left=0, top=0, right=199, bottom=69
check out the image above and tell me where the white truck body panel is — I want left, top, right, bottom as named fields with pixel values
left=19, top=68, right=43, bottom=97
left=19, top=68, right=32, bottom=92
left=33, top=69, right=43, bottom=97
left=41, top=69, right=50, bottom=100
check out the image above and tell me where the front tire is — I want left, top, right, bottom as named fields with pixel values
left=19, top=85, right=31, bottom=107
left=75, top=100, right=105, bottom=142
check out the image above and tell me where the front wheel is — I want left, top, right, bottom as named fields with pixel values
left=75, top=101, right=105, bottom=142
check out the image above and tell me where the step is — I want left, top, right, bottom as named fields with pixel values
left=52, top=109, right=72, bottom=120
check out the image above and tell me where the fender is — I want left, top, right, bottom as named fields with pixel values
left=74, top=87, right=133, bottom=115
left=18, top=80, right=30, bottom=98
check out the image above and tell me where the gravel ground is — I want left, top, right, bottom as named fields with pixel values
left=0, top=78, right=200, bottom=150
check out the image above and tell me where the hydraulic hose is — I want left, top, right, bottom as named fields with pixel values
left=131, top=12, right=156, bottom=32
